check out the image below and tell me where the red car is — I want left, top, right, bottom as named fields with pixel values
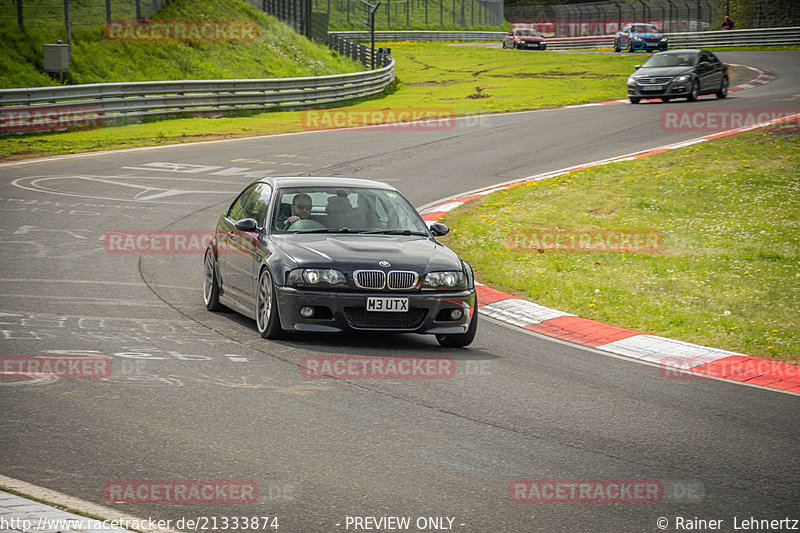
left=502, top=28, right=547, bottom=50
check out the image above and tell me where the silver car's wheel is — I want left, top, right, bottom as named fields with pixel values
left=256, top=268, right=283, bottom=339
left=203, top=249, right=223, bottom=311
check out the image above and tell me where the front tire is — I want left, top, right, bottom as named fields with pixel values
left=629, top=96, right=641, bottom=104
left=436, top=307, right=478, bottom=348
left=687, top=80, right=699, bottom=102
left=203, top=249, right=224, bottom=312
left=614, top=40, right=620, bottom=52
left=628, top=41, right=635, bottom=53
left=256, top=268, right=284, bottom=339
left=716, top=77, right=728, bottom=98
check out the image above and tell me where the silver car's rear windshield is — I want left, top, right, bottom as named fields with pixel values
left=273, top=186, right=430, bottom=234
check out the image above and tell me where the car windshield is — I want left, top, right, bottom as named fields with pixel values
left=641, top=52, right=697, bottom=67
left=631, top=24, right=659, bottom=33
left=272, top=186, right=430, bottom=234
left=514, top=29, right=540, bottom=37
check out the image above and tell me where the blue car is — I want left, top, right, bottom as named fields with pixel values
left=614, top=23, right=668, bottom=53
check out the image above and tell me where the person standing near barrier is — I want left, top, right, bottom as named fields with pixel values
left=722, top=15, right=735, bottom=30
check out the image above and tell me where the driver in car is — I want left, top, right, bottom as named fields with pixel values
left=281, top=193, right=313, bottom=229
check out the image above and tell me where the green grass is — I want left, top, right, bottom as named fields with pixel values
left=439, top=126, right=800, bottom=363
left=0, top=44, right=640, bottom=159
left=0, top=0, right=362, bottom=88
left=318, top=0, right=507, bottom=31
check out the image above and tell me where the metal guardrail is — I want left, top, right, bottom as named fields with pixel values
left=0, top=55, right=394, bottom=132
left=332, top=30, right=504, bottom=42
left=332, top=26, right=800, bottom=49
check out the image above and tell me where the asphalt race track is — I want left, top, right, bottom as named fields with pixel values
left=1, top=51, right=798, bottom=533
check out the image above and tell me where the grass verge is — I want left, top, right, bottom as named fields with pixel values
left=0, top=0, right=362, bottom=88
left=0, top=44, right=640, bottom=160
left=438, top=125, right=800, bottom=363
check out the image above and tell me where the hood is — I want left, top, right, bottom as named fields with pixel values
left=516, top=36, right=545, bottom=42
left=271, top=234, right=462, bottom=273
left=632, top=32, right=664, bottom=39
left=632, top=66, right=694, bottom=78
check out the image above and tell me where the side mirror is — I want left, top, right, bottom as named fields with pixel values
left=429, top=222, right=450, bottom=237
left=234, top=218, right=259, bottom=232
left=634, top=64, right=641, bottom=69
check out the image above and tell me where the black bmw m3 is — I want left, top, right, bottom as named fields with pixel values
left=203, top=177, right=478, bottom=347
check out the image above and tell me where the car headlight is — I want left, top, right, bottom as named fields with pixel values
left=673, top=74, right=691, bottom=82
left=422, top=271, right=467, bottom=290
left=627, top=76, right=638, bottom=85
left=633, top=36, right=642, bottom=41
left=287, top=268, right=346, bottom=288
left=660, top=36, right=668, bottom=41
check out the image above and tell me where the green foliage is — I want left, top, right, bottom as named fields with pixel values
left=0, top=0, right=362, bottom=88
left=0, top=44, right=640, bottom=154
left=319, top=0, right=508, bottom=31
left=440, top=127, right=800, bottom=362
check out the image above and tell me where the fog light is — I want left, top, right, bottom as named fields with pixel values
left=450, top=309, right=464, bottom=320
left=300, top=306, right=314, bottom=318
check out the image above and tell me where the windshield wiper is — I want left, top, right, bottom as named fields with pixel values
left=283, top=228, right=355, bottom=234
left=358, top=229, right=429, bottom=236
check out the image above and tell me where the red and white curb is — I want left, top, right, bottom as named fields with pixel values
left=421, top=113, right=800, bottom=395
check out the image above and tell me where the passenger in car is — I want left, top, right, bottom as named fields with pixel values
left=325, top=190, right=354, bottom=229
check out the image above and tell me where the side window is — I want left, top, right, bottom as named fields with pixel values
left=243, top=183, right=272, bottom=225
left=227, top=184, right=258, bottom=221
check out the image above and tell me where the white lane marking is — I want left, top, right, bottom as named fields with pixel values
left=0, top=474, right=178, bottom=533
left=11, top=175, right=240, bottom=203
left=598, top=335, right=740, bottom=365
left=482, top=299, right=574, bottom=326
left=0, top=278, right=196, bottom=291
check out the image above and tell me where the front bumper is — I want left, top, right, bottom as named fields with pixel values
left=631, top=40, right=668, bottom=51
left=275, top=286, right=477, bottom=334
left=627, top=79, right=692, bottom=98
left=516, top=42, right=546, bottom=50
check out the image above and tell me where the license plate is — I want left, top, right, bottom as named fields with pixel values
left=366, top=297, right=409, bottom=312
left=641, top=85, right=663, bottom=91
